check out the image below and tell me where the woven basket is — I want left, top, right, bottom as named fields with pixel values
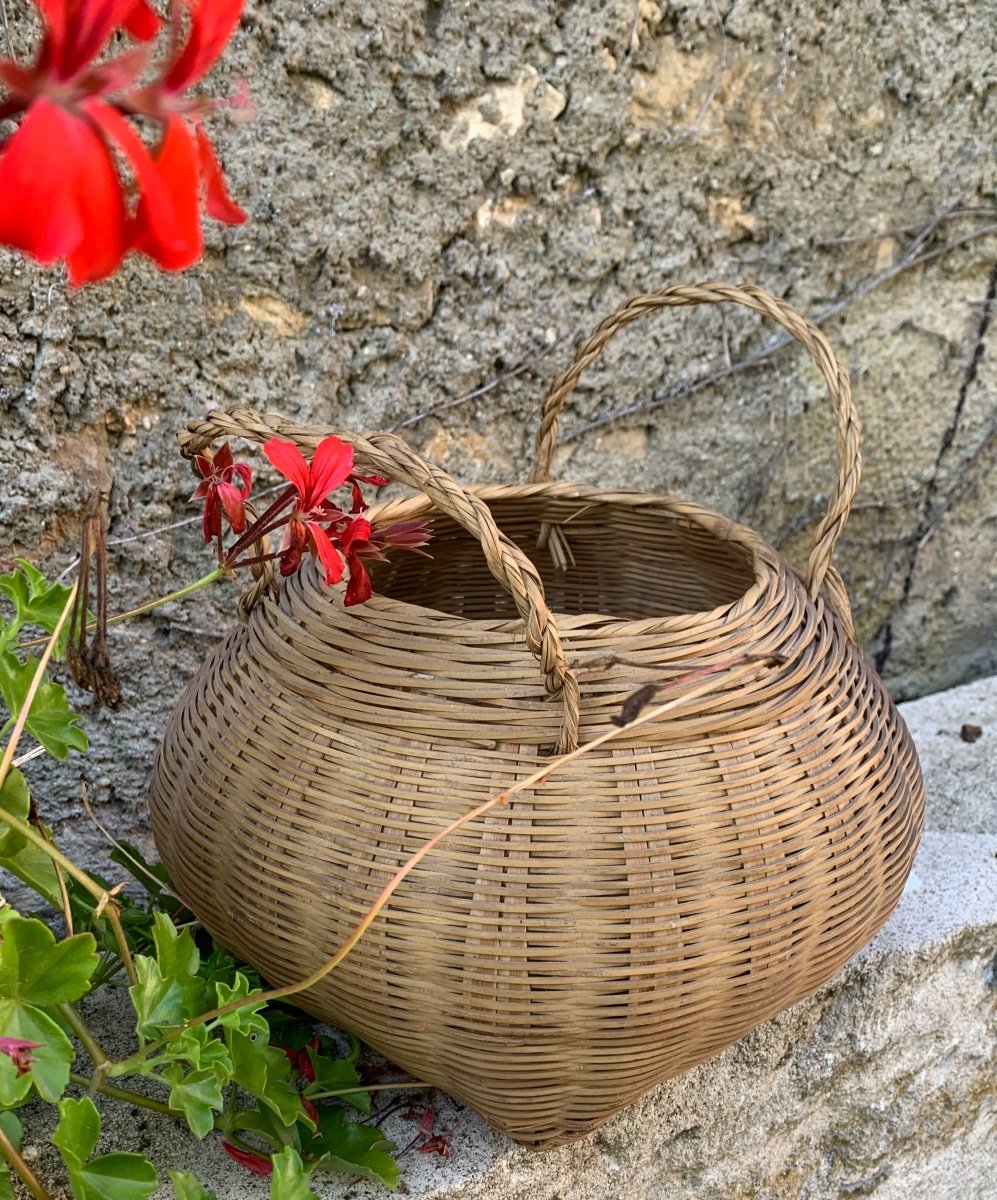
left=149, top=283, right=923, bottom=1149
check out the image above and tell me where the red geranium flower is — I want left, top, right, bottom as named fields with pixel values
left=0, top=1036, right=40, bottom=1077
left=191, top=441, right=252, bottom=542
left=0, top=0, right=246, bottom=285
left=262, top=437, right=355, bottom=585
left=334, top=514, right=432, bottom=607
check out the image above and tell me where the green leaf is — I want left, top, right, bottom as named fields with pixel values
left=0, top=916, right=98, bottom=1005
left=151, top=913, right=199, bottom=979
left=2, top=834, right=71, bottom=913
left=304, top=1050, right=370, bottom=1115
left=227, top=1032, right=303, bottom=1128
left=168, top=1171, right=219, bottom=1200
left=0, top=652, right=87, bottom=759
left=270, top=1148, right=318, bottom=1200
left=53, top=1096, right=101, bottom=1164
left=151, top=1025, right=232, bottom=1077
left=69, top=1153, right=158, bottom=1200
left=129, top=956, right=186, bottom=1037
left=162, top=1065, right=224, bottom=1140
left=0, top=562, right=76, bottom=656
left=0, top=1000, right=74, bottom=1103
left=0, top=770, right=29, bottom=857
left=55, top=1098, right=159, bottom=1200
left=0, top=1111, right=21, bottom=1200
left=211, top=973, right=268, bottom=1040
left=310, top=1108, right=398, bottom=1189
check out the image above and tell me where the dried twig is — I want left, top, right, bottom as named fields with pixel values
left=558, top=214, right=997, bottom=444
left=388, top=350, right=550, bottom=433
left=0, top=0, right=13, bottom=62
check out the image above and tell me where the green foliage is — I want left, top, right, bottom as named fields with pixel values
left=0, top=561, right=76, bottom=657
left=0, top=560, right=87, bottom=758
left=0, top=563, right=405, bottom=1197
left=54, top=1098, right=158, bottom=1200
left=0, top=1111, right=22, bottom=1200
left=270, top=1148, right=320, bottom=1200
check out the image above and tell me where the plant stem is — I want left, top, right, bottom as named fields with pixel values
left=0, top=1125, right=54, bottom=1200
left=59, top=1004, right=112, bottom=1071
left=109, top=654, right=779, bottom=1075
left=0, top=584, right=76, bottom=790
left=69, top=1073, right=179, bottom=1118
left=307, top=1081, right=430, bottom=1099
left=18, top=568, right=224, bottom=650
left=103, top=901, right=138, bottom=987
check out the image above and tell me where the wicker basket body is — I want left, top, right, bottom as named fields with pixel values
left=149, top=286, right=924, bottom=1148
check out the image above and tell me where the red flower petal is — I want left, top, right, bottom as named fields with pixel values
left=194, top=121, right=246, bottom=225
left=123, top=0, right=161, bottom=40
left=221, top=1142, right=272, bottom=1176
left=301, top=1097, right=319, bottom=1124
left=263, top=438, right=311, bottom=501
left=87, top=102, right=194, bottom=267
left=308, top=522, right=345, bottom=585
left=0, top=101, right=86, bottom=263
left=216, top=480, right=247, bottom=533
left=344, top=553, right=371, bottom=607
left=339, top=516, right=371, bottom=554
left=127, top=114, right=202, bottom=271
left=213, top=442, right=234, bottom=470
left=278, top=519, right=308, bottom=576
left=164, top=0, right=245, bottom=91
left=307, top=437, right=355, bottom=509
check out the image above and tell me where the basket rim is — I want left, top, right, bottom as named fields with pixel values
left=354, top=480, right=788, bottom=636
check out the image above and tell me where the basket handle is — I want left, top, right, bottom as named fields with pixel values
left=528, top=283, right=861, bottom=627
left=179, top=406, right=581, bottom=753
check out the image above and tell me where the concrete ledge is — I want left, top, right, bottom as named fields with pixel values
left=19, top=677, right=997, bottom=1198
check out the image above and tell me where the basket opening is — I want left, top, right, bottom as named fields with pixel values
left=370, top=495, right=758, bottom=621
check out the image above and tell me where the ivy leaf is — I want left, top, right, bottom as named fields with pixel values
left=0, top=829, right=62, bottom=910
left=149, top=914, right=209, bottom=1015
left=0, top=652, right=87, bottom=759
left=211, top=973, right=268, bottom=1039
left=269, top=1148, right=318, bottom=1200
left=153, top=1025, right=232, bottom=1077
left=72, top=1155, right=158, bottom=1200
left=0, top=1112, right=21, bottom=1200
left=304, top=1050, right=370, bottom=1115
left=310, top=1108, right=398, bottom=1189
left=0, top=1001, right=74, bottom=1103
left=55, top=1098, right=159, bottom=1200
left=162, top=1064, right=224, bottom=1139
left=0, top=769, right=29, bottom=857
left=0, top=916, right=98, bottom=1006
left=129, top=956, right=186, bottom=1037
left=227, top=1032, right=303, bottom=1128
left=0, top=562, right=76, bottom=656
left=168, top=1171, right=218, bottom=1200
left=53, top=1095, right=101, bottom=1164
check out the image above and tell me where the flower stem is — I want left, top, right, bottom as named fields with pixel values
left=17, top=568, right=225, bottom=651
left=58, top=1004, right=112, bottom=1072
left=69, top=1073, right=180, bottom=1118
left=0, top=1125, right=53, bottom=1200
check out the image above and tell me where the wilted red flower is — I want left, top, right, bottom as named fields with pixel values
left=191, top=441, right=252, bottom=542
left=0, top=1036, right=41, bottom=1077
left=262, top=437, right=355, bottom=585
left=221, top=1141, right=273, bottom=1176
left=334, top=515, right=432, bottom=607
left=0, top=0, right=246, bottom=285
left=417, top=1135, right=451, bottom=1158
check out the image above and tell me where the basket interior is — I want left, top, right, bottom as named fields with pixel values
left=370, top=494, right=759, bottom=621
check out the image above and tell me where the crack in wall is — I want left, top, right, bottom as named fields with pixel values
left=874, top=261, right=997, bottom=674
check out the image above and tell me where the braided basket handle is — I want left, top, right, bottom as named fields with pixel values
left=179, top=407, right=581, bottom=752
left=529, top=283, right=861, bottom=630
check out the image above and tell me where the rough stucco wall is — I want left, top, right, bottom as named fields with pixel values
left=0, top=0, right=995, bottom=857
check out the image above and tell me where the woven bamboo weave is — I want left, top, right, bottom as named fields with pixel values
left=148, top=284, right=924, bottom=1148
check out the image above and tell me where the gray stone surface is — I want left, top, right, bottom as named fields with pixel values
left=1, top=0, right=996, bottom=862
left=15, top=677, right=997, bottom=1199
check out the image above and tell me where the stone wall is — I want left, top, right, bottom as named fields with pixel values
left=1, top=0, right=995, bottom=849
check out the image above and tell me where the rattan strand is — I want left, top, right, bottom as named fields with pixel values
left=150, top=284, right=922, bottom=1149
